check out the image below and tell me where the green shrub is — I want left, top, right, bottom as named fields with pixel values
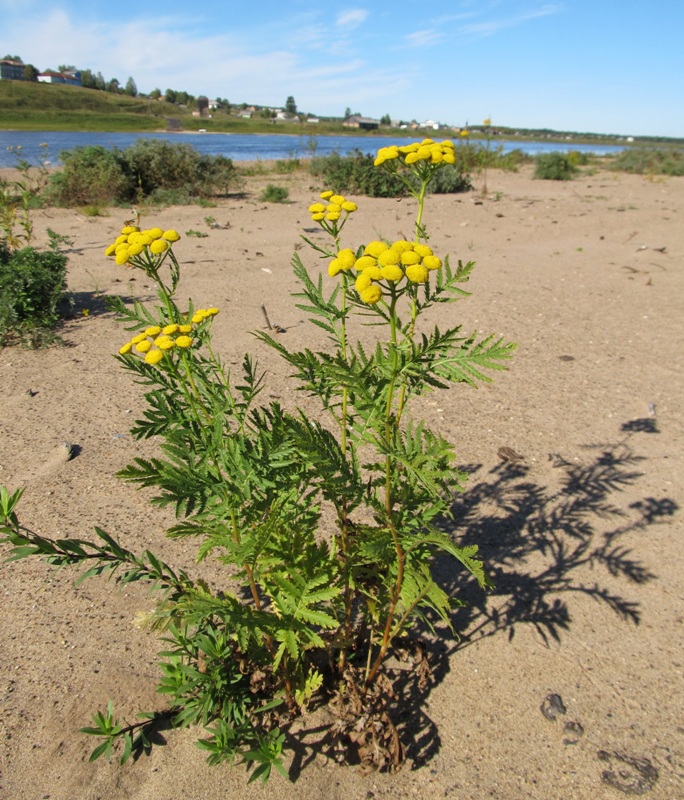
left=426, top=164, right=472, bottom=194
left=608, top=147, right=684, bottom=176
left=46, top=146, right=131, bottom=206
left=123, top=140, right=241, bottom=199
left=45, top=141, right=243, bottom=207
left=533, top=152, right=579, bottom=180
left=145, top=187, right=195, bottom=206
left=311, top=150, right=472, bottom=198
left=274, top=158, right=301, bottom=173
left=260, top=185, right=289, bottom=203
left=0, top=244, right=68, bottom=345
left=310, top=150, right=407, bottom=197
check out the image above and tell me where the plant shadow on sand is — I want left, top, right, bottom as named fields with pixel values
left=283, top=419, right=678, bottom=778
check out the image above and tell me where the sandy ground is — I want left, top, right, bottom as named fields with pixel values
left=1, top=164, right=683, bottom=800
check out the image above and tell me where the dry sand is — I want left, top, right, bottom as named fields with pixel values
left=1, top=165, right=683, bottom=799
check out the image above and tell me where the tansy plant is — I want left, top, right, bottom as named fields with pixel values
left=1, top=138, right=515, bottom=781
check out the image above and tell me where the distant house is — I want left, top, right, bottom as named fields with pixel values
left=275, top=110, right=300, bottom=122
left=342, top=115, right=379, bottom=131
left=0, top=59, right=25, bottom=80
left=37, top=69, right=82, bottom=87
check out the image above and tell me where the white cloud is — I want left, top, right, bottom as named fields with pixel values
left=336, top=9, right=369, bottom=29
left=459, top=4, right=564, bottom=37
left=405, top=29, right=444, bottom=48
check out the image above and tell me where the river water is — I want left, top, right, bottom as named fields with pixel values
left=0, top=130, right=626, bottom=168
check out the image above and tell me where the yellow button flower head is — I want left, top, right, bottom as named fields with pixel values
left=337, top=249, right=356, bottom=270
left=115, top=249, right=130, bottom=266
left=328, top=248, right=356, bottom=278
left=150, top=239, right=169, bottom=255
left=414, top=243, right=433, bottom=258
left=146, top=227, right=164, bottom=239
left=341, top=201, right=358, bottom=212
left=309, top=203, right=326, bottom=214
left=119, top=342, right=133, bottom=355
left=135, top=340, right=152, bottom=353
left=105, top=244, right=117, bottom=257
left=154, top=335, right=175, bottom=350
left=145, top=349, right=164, bottom=365
left=355, top=271, right=374, bottom=292
left=374, top=146, right=400, bottom=166
left=381, top=264, right=404, bottom=282
left=391, top=240, right=413, bottom=254
left=377, top=249, right=400, bottom=267
left=131, top=333, right=148, bottom=344
left=175, top=335, right=193, bottom=348
left=127, top=242, right=145, bottom=257
left=163, top=229, right=181, bottom=242
left=422, top=255, right=442, bottom=271
left=121, top=226, right=139, bottom=235
left=178, top=324, right=193, bottom=334
left=406, top=263, right=429, bottom=283
left=328, top=257, right=345, bottom=277
left=400, top=250, right=421, bottom=266
left=365, top=241, right=389, bottom=258
left=163, top=323, right=179, bottom=335
left=360, top=285, right=382, bottom=305
left=320, top=190, right=334, bottom=200
left=145, top=326, right=162, bottom=336
left=354, top=255, right=377, bottom=271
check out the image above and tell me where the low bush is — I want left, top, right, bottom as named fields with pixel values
left=274, top=158, right=301, bottom=173
left=608, top=147, right=684, bottom=176
left=122, top=140, right=241, bottom=198
left=45, top=145, right=132, bottom=206
left=45, top=140, right=243, bottom=207
left=310, top=150, right=411, bottom=197
left=0, top=243, right=68, bottom=345
left=426, top=163, right=473, bottom=194
left=311, top=149, right=473, bottom=198
left=533, top=152, right=579, bottom=180
left=260, top=184, right=289, bottom=203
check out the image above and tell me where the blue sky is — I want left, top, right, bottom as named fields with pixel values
left=1, top=1, right=682, bottom=137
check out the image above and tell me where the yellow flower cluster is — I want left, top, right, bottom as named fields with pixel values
left=374, top=138, right=456, bottom=168
left=309, top=190, right=358, bottom=223
left=329, top=240, right=442, bottom=304
left=104, top=225, right=181, bottom=267
left=118, top=308, right=218, bottom=365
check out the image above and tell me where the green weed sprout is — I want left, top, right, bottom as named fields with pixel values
left=1, top=137, right=516, bottom=779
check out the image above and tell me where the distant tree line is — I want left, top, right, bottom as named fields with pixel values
left=1, top=54, right=231, bottom=110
